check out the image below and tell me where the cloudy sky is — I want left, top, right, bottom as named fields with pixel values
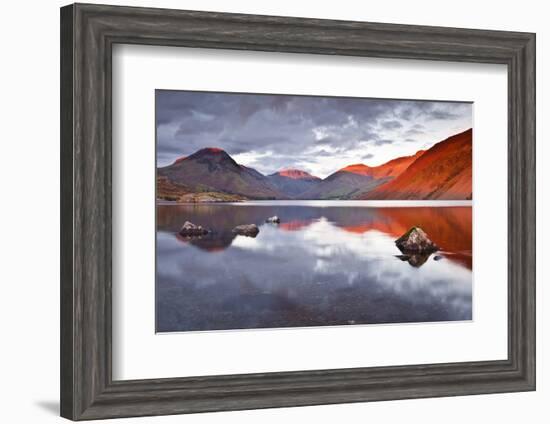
left=156, top=90, right=472, bottom=178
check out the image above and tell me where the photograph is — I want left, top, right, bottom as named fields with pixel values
left=155, top=90, right=473, bottom=333
left=1, top=0, right=539, bottom=422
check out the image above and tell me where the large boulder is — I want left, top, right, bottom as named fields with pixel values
left=395, top=226, right=439, bottom=253
left=265, top=216, right=280, bottom=224
left=179, top=221, right=209, bottom=237
left=232, top=224, right=259, bottom=237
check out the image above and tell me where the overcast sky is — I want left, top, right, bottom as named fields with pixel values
left=156, top=90, right=472, bottom=178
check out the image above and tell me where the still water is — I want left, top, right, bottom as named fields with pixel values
left=156, top=201, right=472, bottom=332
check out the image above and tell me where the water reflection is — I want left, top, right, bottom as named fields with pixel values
left=395, top=253, right=432, bottom=268
left=156, top=202, right=472, bottom=332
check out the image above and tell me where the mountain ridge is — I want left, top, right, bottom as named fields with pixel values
left=363, top=129, right=472, bottom=200
left=297, top=148, right=424, bottom=200
left=157, top=129, right=472, bottom=201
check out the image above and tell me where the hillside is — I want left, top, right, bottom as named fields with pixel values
left=298, top=150, right=423, bottom=199
left=298, top=171, right=388, bottom=200
left=363, top=129, right=472, bottom=200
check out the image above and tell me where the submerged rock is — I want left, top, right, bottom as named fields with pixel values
left=179, top=221, right=209, bottom=237
left=395, top=226, right=439, bottom=254
left=395, top=253, right=431, bottom=268
left=233, top=224, right=259, bottom=237
left=265, top=216, right=280, bottom=224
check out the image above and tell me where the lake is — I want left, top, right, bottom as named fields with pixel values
left=156, top=201, right=472, bottom=332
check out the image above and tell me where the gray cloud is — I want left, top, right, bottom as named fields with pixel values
left=374, top=139, right=394, bottom=146
left=156, top=90, right=472, bottom=176
left=381, top=120, right=403, bottom=130
left=404, top=128, right=425, bottom=137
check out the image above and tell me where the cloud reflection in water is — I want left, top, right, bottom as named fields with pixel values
left=156, top=203, right=472, bottom=332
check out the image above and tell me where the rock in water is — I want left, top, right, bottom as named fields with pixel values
left=233, top=224, right=259, bottom=237
left=395, top=226, right=439, bottom=253
left=396, top=253, right=431, bottom=268
left=179, top=221, right=209, bottom=237
left=265, top=216, right=280, bottom=224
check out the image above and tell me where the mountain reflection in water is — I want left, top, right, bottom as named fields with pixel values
left=156, top=202, right=472, bottom=332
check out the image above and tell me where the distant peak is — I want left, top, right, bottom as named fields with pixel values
left=274, top=168, right=319, bottom=180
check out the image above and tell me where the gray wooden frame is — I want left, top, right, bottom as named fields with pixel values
left=60, top=3, right=536, bottom=421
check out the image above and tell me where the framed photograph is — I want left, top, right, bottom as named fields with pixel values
left=60, top=3, right=536, bottom=420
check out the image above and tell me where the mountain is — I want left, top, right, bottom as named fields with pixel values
left=158, top=148, right=286, bottom=200
left=349, top=150, right=425, bottom=180
left=298, top=150, right=423, bottom=200
left=157, top=130, right=472, bottom=202
left=268, top=168, right=321, bottom=197
left=298, top=170, right=387, bottom=200
left=363, top=129, right=472, bottom=200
